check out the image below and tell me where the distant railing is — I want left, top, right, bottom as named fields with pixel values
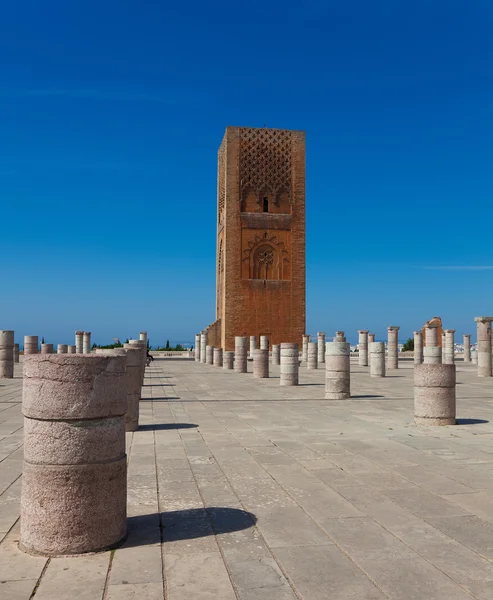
left=152, top=350, right=194, bottom=357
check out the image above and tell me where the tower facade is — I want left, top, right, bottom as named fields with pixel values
left=208, top=126, right=306, bottom=351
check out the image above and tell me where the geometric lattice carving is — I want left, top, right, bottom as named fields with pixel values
left=240, top=128, right=292, bottom=203
left=242, top=232, right=290, bottom=280
left=218, top=143, right=226, bottom=224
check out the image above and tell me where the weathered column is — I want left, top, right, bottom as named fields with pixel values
left=82, top=332, right=91, bottom=354
left=57, top=344, right=68, bottom=354
left=475, top=317, right=493, bottom=377
left=123, top=347, right=141, bottom=431
left=425, top=326, right=438, bottom=347
left=206, top=345, right=214, bottom=365
left=223, top=351, right=234, bottom=370
left=414, top=364, right=456, bottom=426
left=249, top=336, right=257, bottom=357
left=41, top=344, right=53, bottom=355
left=234, top=337, right=248, bottom=373
left=307, top=342, right=318, bottom=370
left=424, top=326, right=441, bottom=364
left=200, top=332, right=208, bottom=364
left=414, top=331, right=423, bottom=365
left=75, top=331, right=84, bottom=354
left=139, top=332, right=147, bottom=345
left=280, top=343, right=299, bottom=386
left=14, top=343, right=20, bottom=363
left=462, top=334, right=471, bottom=363
left=387, top=326, right=399, bottom=369
left=67, top=345, right=76, bottom=354
left=20, top=354, right=127, bottom=555
left=443, top=329, right=455, bottom=365
left=24, top=336, right=39, bottom=355
left=317, top=332, right=326, bottom=364
left=302, top=335, right=310, bottom=363
left=370, top=342, right=385, bottom=377
left=325, top=341, right=350, bottom=399
left=260, top=336, right=269, bottom=351
left=195, top=334, right=201, bottom=362
left=127, top=340, right=146, bottom=386
left=367, top=333, right=375, bottom=366
left=335, top=331, right=346, bottom=342
left=472, top=349, right=478, bottom=364
left=213, top=347, right=223, bottom=367
left=253, top=349, right=269, bottom=378
left=0, top=330, right=14, bottom=378
left=358, top=330, right=369, bottom=367
left=271, top=344, right=280, bottom=365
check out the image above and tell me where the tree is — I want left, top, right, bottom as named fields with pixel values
left=402, top=337, right=414, bottom=352
left=41, top=337, right=45, bottom=344
left=165, top=340, right=170, bottom=350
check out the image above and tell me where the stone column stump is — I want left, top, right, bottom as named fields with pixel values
left=387, top=326, right=399, bottom=369
left=24, top=336, right=39, bottom=355
left=0, top=330, right=14, bottom=378
left=335, top=331, right=346, bottom=342
left=67, top=345, right=76, bottom=354
left=325, top=341, right=350, bottom=399
left=253, top=349, right=269, bottom=378
left=195, top=334, right=201, bottom=362
left=367, top=333, right=375, bottom=366
left=443, top=330, right=455, bottom=365
left=475, top=317, right=493, bottom=377
left=307, top=342, right=318, bottom=370
left=213, top=347, right=223, bottom=367
left=40, top=344, right=53, bottom=355
left=424, top=347, right=442, bottom=364
left=260, top=336, right=269, bottom=351
left=280, top=343, right=299, bottom=386
left=271, top=344, right=280, bottom=365
left=414, top=364, right=456, bottom=426
left=414, top=331, right=423, bottom=365
left=75, top=331, right=84, bottom=354
left=57, top=344, right=68, bottom=354
left=206, top=345, right=214, bottom=365
left=358, top=330, right=369, bottom=367
left=249, top=336, right=257, bottom=358
left=370, top=342, right=386, bottom=377
left=302, top=335, right=310, bottom=363
left=223, top=351, right=234, bottom=370
left=317, top=332, right=326, bottom=364
left=14, top=343, right=20, bottom=363
left=234, top=337, right=248, bottom=373
left=463, top=334, right=471, bottom=363
left=200, top=332, right=208, bottom=364
left=82, top=332, right=91, bottom=354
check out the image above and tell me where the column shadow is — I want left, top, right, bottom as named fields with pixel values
left=138, top=423, right=198, bottom=431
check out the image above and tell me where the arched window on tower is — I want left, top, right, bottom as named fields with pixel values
left=263, top=197, right=269, bottom=213
left=253, top=244, right=277, bottom=280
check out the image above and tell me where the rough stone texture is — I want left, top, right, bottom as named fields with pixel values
left=367, top=333, right=375, bottom=366
left=213, top=347, right=223, bottom=368
left=13, top=342, right=19, bottom=363
left=260, top=335, right=269, bottom=351
left=443, top=329, right=455, bottom=365
left=206, top=345, right=214, bottom=366
left=200, top=332, right=208, bottom=364
left=194, top=334, right=201, bottom=362
left=57, top=344, right=68, bottom=355
left=475, top=317, right=493, bottom=377
left=280, top=343, right=299, bottom=386
left=122, top=347, right=141, bottom=432
left=0, top=330, right=14, bottom=378
left=425, top=326, right=438, bottom=347
left=387, top=326, right=399, bottom=369
left=414, top=363, right=456, bottom=426
left=82, top=332, right=91, bottom=354
left=234, top=336, right=248, bottom=373
left=471, top=349, right=478, bottom=364
left=370, top=342, right=385, bottom=378
left=253, top=349, right=269, bottom=378
left=249, top=336, right=257, bottom=357
left=222, top=350, right=234, bottom=370
left=307, top=341, right=318, bottom=370
left=414, top=331, right=423, bottom=365
left=317, top=332, right=325, bottom=364
left=24, top=336, right=39, bottom=355
left=127, top=340, right=146, bottom=387
left=20, top=354, right=127, bottom=555
left=335, top=331, right=346, bottom=342
left=358, top=330, right=368, bottom=367
left=271, top=344, right=280, bottom=365
left=40, top=344, right=53, bottom=355
left=424, top=346, right=442, bottom=365
left=67, top=345, right=76, bottom=354
left=302, top=335, right=310, bottom=363
left=463, top=334, right=471, bottom=363
left=75, top=331, right=84, bottom=354
left=325, top=341, right=350, bottom=399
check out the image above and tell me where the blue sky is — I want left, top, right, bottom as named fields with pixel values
left=1, top=1, right=492, bottom=346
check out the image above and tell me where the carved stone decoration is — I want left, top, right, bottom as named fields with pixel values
left=218, top=143, right=225, bottom=225
left=242, top=232, right=290, bottom=280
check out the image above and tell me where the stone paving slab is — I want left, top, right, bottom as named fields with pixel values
left=1, top=357, right=493, bottom=598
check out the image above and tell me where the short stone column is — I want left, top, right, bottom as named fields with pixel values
left=41, top=344, right=53, bottom=355
left=57, top=344, right=68, bottom=354
left=75, top=331, right=84, bottom=353
left=0, top=330, right=14, bottom=379
left=307, top=342, right=318, bottom=370
left=475, top=317, right=493, bottom=377
left=463, top=334, right=471, bottom=363
left=139, top=331, right=147, bottom=344
left=280, top=343, right=299, bottom=386
left=249, top=336, right=257, bottom=357
left=471, top=349, right=478, bottom=364
left=195, top=334, right=201, bottom=362
left=367, top=333, right=375, bottom=366
left=260, top=336, right=269, bottom=351
left=387, top=326, right=399, bottom=369
left=67, top=345, right=76, bottom=354
left=271, top=344, right=280, bottom=365
left=122, top=347, right=141, bottom=431
left=302, top=335, right=310, bottom=363
left=213, top=347, right=223, bottom=367
left=335, top=331, right=346, bottom=342
left=253, top=349, right=269, bottom=378
left=14, top=343, right=20, bottom=363
left=443, top=330, right=455, bottom=365
left=317, top=332, right=326, bottom=364
left=370, top=342, right=386, bottom=377
left=206, top=345, right=214, bottom=365
left=414, top=364, right=456, bottom=426
left=223, top=351, right=234, bottom=370
left=200, top=332, right=208, bottom=364
left=414, top=331, right=423, bottom=365
left=82, top=332, right=91, bottom=354
left=20, top=354, right=127, bottom=555
left=126, top=340, right=146, bottom=386
left=234, top=337, right=248, bottom=373
left=357, top=330, right=369, bottom=367
left=325, top=341, right=350, bottom=399
left=24, top=336, right=39, bottom=355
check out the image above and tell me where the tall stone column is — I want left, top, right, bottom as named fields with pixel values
left=370, top=342, right=385, bottom=377
left=234, top=337, right=248, bottom=373
left=82, top=332, right=91, bottom=354
left=307, top=342, right=318, bottom=370
left=335, top=331, right=346, bottom=342
left=41, top=344, right=53, bottom=355
left=367, top=333, right=375, bottom=366
left=67, top=345, right=76, bottom=354
left=75, top=331, right=84, bottom=353
left=195, top=334, right=201, bottom=362
left=463, top=334, right=471, bottom=363
left=20, top=354, right=127, bottom=555
left=271, top=344, right=280, bottom=365
left=387, top=326, right=399, bottom=369
left=425, top=326, right=438, bottom=347
left=414, top=331, right=423, bottom=365
left=280, top=343, right=299, bottom=386
left=206, top=345, right=214, bottom=365
left=443, top=329, right=455, bottom=365
left=213, top=347, right=223, bottom=367
left=414, top=364, right=456, bottom=426
left=24, top=336, right=39, bottom=355
left=358, top=330, right=369, bottom=367
left=424, top=326, right=441, bottom=364
left=302, top=335, right=310, bottom=363
left=57, top=344, right=68, bottom=354
left=253, top=349, right=269, bottom=378
left=249, top=336, right=257, bottom=357
left=14, top=343, right=20, bottom=363
left=317, top=332, right=326, bottom=364
left=325, top=341, right=350, bottom=399
left=260, top=336, right=269, bottom=351
left=223, top=351, right=234, bottom=370
left=475, top=317, right=493, bottom=377
left=200, top=332, right=208, bottom=364
left=0, top=330, right=14, bottom=379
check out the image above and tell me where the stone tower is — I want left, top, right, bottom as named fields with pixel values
left=206, top=126, right=306, bottom=351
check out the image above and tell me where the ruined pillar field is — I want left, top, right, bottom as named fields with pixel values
left=75, top=331, right=84, bottom=353
left=280, top=343, right=299, bottom=386
left=20, top=354, right=127, bottom=555
left=317, top=332, right=326, bottom=364
left=475, top=317, right=493, bottom=377
left=443, top=329, right=455, bottom=365
left=358, top=330, right=369, bottom=367
left=370, top=342, right=385, bottom=377
left=0, top=330, right=14, bottom=379
left=223, top=351, right=234, bottom=370
left=200, top=332, right=208, bottom=364
left=195, top=334, right=201, bottom=362
left=271, top=344, right=280, bottom=366
left=414, top=331, right=423, bottom=365
left=82, top=332, right=91, bottom=354
left=387, top=326, right=399, bottom=369
left=463, top=334, right=471, bottom=363
left=307, top=342, right=318, bottom=370
left=325, top=341, right=350, bottom=399
left=234, top=336, right=248, bottom=373
left=24, top=336, right=39, bottom=355
left=414, top=364, right=456, bottom=426
left=213, top=347, right=223, bottom=367
left=253, top=349, right=269, bottom=378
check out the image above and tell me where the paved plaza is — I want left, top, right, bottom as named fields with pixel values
left=1, top=356, right=493, bottom=599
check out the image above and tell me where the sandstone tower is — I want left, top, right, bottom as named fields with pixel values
left=206, top=126, right=306, bottom=351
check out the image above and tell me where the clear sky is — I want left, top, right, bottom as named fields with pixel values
left=1, top=1, right=492, bottom=346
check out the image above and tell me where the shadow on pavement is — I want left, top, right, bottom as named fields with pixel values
left=138, top=423, right=198, bottom=431
left=456, top=418, right=489, bottom=425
